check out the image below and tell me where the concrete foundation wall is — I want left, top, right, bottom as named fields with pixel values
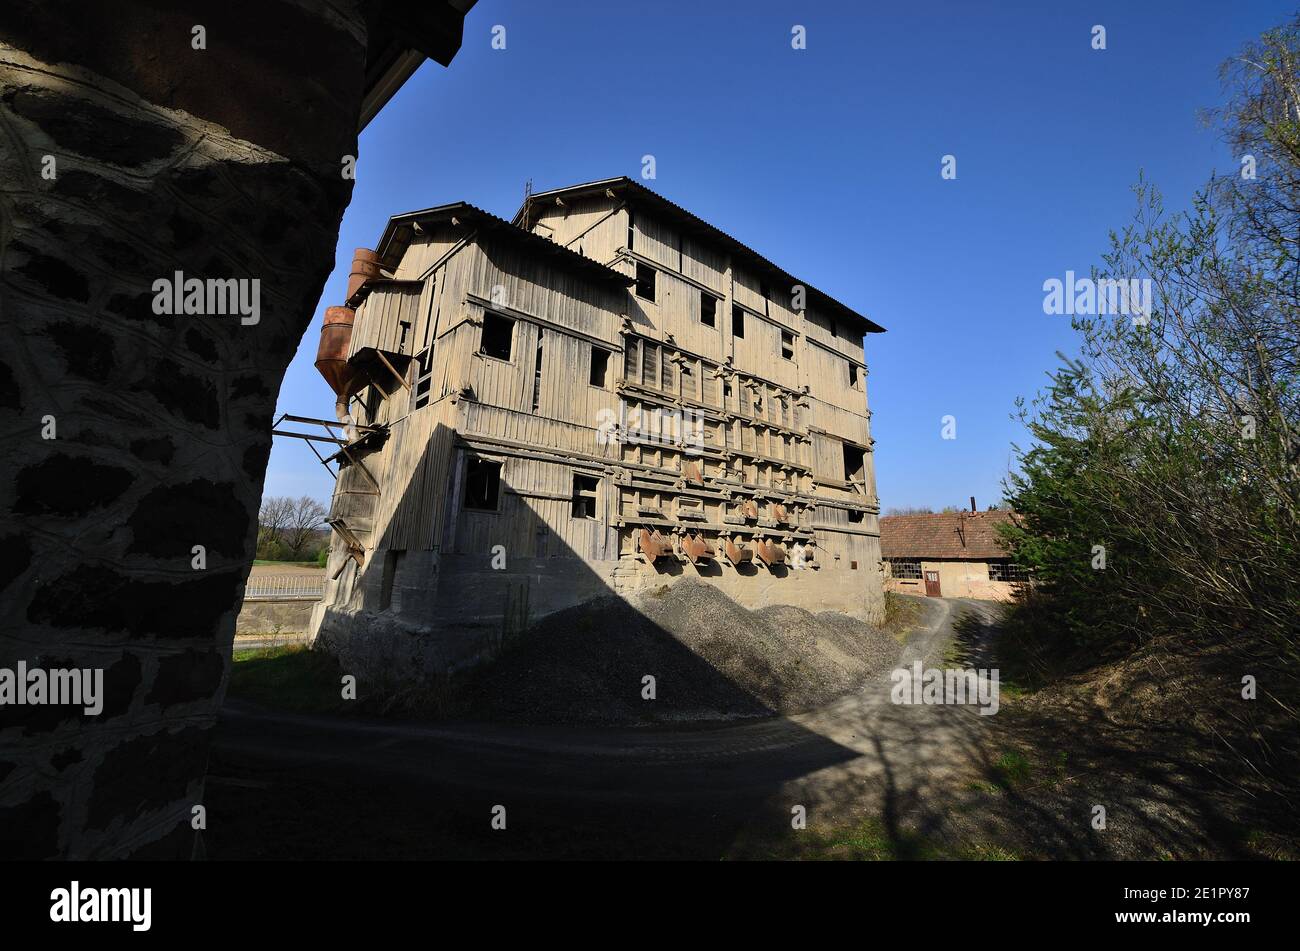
left=885, top=559, right=1019, bottom=602
left=312, top=547, right=884, bottom=681
left=235, top=598, right=318, bottom=635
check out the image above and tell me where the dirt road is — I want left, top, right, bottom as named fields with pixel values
left=208, top=597, right=1004, bottom=858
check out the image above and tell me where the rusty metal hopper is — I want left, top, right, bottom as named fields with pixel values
left=680, top=532, right=716, bottom=565
left=315, top=305, right=361, bottom=398
left=723, top=537, right=753, bottom=566
left=753, top=538, right=787, bottom=567
left=771, top=503, right=789, bottom=524
left=346, top=247, right=383, bottom=300
left=739, top=499, right=759, bottom=520
left=638, top=528, right=674, bottom=563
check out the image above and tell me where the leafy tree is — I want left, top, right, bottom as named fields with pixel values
left=1002, top=18, right=1300, bottom=684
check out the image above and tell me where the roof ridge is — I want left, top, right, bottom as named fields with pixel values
left=512, top=176, right=885, bottom=335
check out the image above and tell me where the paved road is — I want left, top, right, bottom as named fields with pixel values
left=212, top=597, right=1006, bottom=856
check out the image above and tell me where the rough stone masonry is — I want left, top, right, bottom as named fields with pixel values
left=0, top=0, right=473, bottom=859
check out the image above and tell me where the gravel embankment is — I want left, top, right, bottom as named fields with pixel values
left=464, top=580, right=900, bottom=725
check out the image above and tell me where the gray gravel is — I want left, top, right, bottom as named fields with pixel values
left=464, top=580, right=901, bottom=725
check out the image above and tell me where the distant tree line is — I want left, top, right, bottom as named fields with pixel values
left=883, top=502, right=1004, bottom=516
left=257, top=495, right=329, bottom=562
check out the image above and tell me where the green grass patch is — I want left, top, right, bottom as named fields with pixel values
left=992, top=750, right=1033, bottom=789
left=883, top=591, right=922, bottom=641
left=956, top=842, right=1020, bottom=861
left=229, top=644, right=349, bottom=714
left=741, top=814, right=1020, bottom=861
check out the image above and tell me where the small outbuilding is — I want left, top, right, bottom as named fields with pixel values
left=880, top=507, right=1027, bottom=601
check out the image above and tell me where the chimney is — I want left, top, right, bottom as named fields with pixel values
left=970, top=496, right=977, bottom=513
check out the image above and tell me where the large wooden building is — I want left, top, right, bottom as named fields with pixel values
left=297, top=177, right=886, bottom=674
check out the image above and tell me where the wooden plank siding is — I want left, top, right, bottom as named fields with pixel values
left=324, top=186, right=881, bottom=582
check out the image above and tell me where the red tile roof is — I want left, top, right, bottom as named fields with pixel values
left=879, top=510, right=1018, bottom=560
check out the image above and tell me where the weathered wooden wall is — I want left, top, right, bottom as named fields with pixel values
left=317, top=187, right=883, bottom=636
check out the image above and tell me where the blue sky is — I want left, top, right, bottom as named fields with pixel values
left=264, top=0, right=1294, bottom=512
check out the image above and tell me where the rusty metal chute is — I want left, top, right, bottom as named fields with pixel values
left=326, top=517, right=367, bottom=570
left=638, top=528, right=674, bottom=563
left=753, top=538, right=787, bottom=568
left=679, top=532, right=716, bottom=566
left=723, top=536, right=753, bottom=567
left=739, top=499, right=759, bottom=520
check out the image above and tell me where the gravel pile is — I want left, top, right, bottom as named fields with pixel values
left=463, top=580, right=900, bottom=725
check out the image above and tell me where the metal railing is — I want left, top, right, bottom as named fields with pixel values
left=244, top=574, right=326, bottom=600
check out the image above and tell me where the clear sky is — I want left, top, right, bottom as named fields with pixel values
left=264, top=0, right=1294, bottom=512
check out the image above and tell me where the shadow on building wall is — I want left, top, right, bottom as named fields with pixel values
left=223, top=419, right=874, bottom=856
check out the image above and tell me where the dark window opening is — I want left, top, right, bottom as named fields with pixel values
left=700, top=292, right=717, bottom=327
left=463, top=458, right=501, bottom=511
left=363, top=385, right=381, bottom=424
left=887, top=558, right=923, bottom=580
left=732, top=306, right=745, bottom=338
left=849, top=362, right=859, bottom=387
left=843, top=443, right=866, bottom=483
left=412, top=346, right=435, bottom=410
left=850, top=560, right=859, bottom=570
left=848, top=508, right=865, bottom=523
left=781, top=330, right=795, bottom=360
left=480, top=312, right=514, bottom=361
left=627, top=210, right=635, bottom=250
left=989, top=560, right=1031, bottom=582
left=571, top=474, right=598, bottom=519
left=531, top=329, right=544, bottom=411
left=635, top=262, right=656, bottom=301
left=590, top=346, right=610, bottom=387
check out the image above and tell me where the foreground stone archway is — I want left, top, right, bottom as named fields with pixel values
left=0, top=0, right=474, bottom=859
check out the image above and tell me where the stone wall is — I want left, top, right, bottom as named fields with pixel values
left=236, top=598, right=319, bottom=636
left=0, top=0, right=370, bottom=859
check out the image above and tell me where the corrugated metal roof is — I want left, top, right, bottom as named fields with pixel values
left=512, top=176, right=885, bottom=335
